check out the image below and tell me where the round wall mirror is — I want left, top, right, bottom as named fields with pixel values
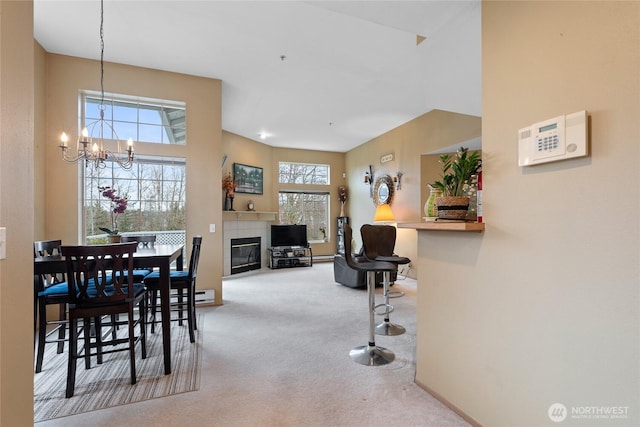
left=373, top=175, right=395, bottom=206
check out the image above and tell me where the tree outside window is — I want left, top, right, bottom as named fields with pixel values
left=84, top=156, right=186, bottom=243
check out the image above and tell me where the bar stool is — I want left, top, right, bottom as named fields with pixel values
left=343, top=224, right=398, bottom=366
left=360, top=224, right=411, bottom=336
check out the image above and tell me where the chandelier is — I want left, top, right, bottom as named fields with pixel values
left=58, top=0, right=135, bottom=170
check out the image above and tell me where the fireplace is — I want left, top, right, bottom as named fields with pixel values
left=230, top=237, right=261, bottom=275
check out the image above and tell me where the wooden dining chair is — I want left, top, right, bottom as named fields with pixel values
left=144, top=236, right=202, bottom=343
left=61, top=242, right=147, bottom=398
left=34, top=239, right=69, bottom=373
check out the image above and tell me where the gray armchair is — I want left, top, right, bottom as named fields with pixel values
left=333, top=252, right=396, bottom=289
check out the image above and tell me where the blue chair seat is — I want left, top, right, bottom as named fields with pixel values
left=38, top=276, right=119, bottom=297
left=38, top=281, right=69, bottom=297
left=143, top=270, right=189, bottom=283
left=116, top=269, right=154, bottom=282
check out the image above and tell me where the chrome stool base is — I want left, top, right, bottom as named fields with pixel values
left=375, top=320, right=406, bottom=336
left=373, top=271, right=406, bottom=336
left=350, top=344, right=395, bottom=366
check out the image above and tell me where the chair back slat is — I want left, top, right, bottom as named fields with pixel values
left=188, top=236, right=203, bottom=280
left=34, top=240, right=66, bottom=288
left=61, top=242, right=138, bottom=306
left=34, top=239, right=63, bottom=257
left=342, top=224, right=360, bottom=269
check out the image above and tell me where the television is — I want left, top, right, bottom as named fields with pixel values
left=271, top=224, right=308, bottom=248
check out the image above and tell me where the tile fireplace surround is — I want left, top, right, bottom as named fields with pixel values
left=223, top=220, right=270, bottom=277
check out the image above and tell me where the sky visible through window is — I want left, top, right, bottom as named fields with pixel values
left=84, top=94, right=186, bottom=145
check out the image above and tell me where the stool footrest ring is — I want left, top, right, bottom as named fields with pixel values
left=374, top=303, right=394, bottom=316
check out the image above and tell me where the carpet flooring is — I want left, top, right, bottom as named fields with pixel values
left=34, top=316, right=202, bottom=423
left=35, top=263, right=470, bottom=427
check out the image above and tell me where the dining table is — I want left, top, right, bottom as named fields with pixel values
left=34, top=243, right=185, bottom=375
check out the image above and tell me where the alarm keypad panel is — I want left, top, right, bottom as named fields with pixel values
left=518, top=110, right=587, bottom=166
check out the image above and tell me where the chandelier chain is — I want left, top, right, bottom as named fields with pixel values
left=56, top=0, right=135, bottom=170
left=100, top=0, right=105, bottom=107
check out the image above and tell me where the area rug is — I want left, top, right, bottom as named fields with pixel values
left=34, top=318, right=202, bottom=423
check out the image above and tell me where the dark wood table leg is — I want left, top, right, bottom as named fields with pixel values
left=160, top=261, right=172, bottom=374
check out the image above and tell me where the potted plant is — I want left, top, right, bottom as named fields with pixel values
left=98, top=186, right=128, bottom=242
left=431, top=147, right=481, bottom=220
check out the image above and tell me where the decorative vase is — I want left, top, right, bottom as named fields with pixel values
left=436, top=196, right=470, bottom=220
left=464, top=174, right=478, bottom=221
left=424, top=185, right=442, bottom=219
left=108, top=234, right=121, bottom=243
left=224, top=194, right=235, bottom=211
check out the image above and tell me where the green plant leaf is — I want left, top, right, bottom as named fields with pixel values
left=431, top=146, right=482, bottom=196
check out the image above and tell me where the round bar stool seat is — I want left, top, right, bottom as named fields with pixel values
left=342, top=224, right=398, bottom=366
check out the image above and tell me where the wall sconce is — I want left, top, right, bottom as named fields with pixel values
left=363, top=165, right=374, bottom=197
left=394, top=172, right=403, bottom=191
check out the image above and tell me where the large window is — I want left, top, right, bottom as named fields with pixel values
left=83, top=92, right=186, bottom=145
left=278, top=162, right=330, bottom=243
left=278, top=162, right=329, bottom=185
left=84, top=156, right=186, bottom=243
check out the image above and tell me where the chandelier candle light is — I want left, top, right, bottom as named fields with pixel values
left=58, top=0, right=135, bottom=170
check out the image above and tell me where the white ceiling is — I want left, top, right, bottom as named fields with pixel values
left=34, top=0, right=481, bottom=153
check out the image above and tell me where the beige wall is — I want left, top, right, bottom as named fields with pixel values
left=222, top=131, right=346, bottom=256
left=44, top=54, right=224, bottom=303
left=34, top=43, right=47, bottom=240
left=221, top=131, right=274, bottom=214
left=0, top=1, right=36, bottom=424
left=415, top=2, right=640, bottom=426
left=346, top=110, right=481, bottom=279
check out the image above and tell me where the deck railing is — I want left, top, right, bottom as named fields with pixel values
left=86, top=230, right=186, bottom=245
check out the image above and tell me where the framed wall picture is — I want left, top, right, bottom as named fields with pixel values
left=233, top=163, right=263, bottom=194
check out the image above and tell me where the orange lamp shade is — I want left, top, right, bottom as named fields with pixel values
left=373, top=203, right=395, bottom=222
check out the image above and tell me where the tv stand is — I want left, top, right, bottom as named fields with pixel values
left=268, top=246, right=313, bottom=269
